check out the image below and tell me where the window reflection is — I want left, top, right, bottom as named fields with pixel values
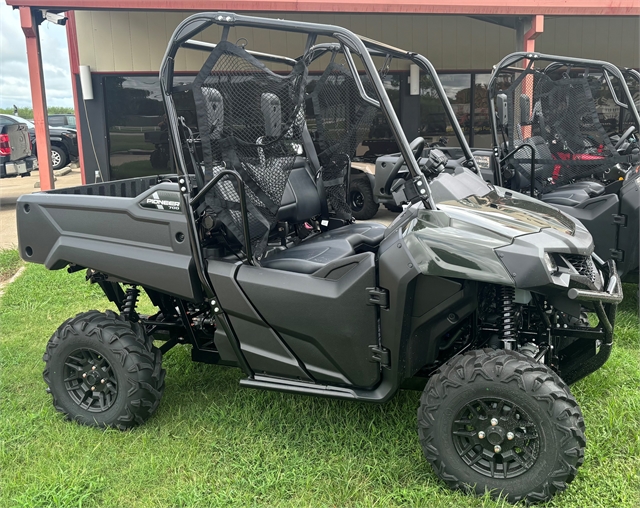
left=359, top=74, right=400, bottom=159
left=420, top=74, right=470, bottom=148
left=102, top=70, right=535, bottom=180
left=474, top=74, right=512, bottom=148
left=621, top=73, right=639, bottom=134
left=105, top=76, right=197, bottom=180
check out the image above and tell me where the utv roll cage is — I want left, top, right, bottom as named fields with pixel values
left=158, top=12, right=478, bottom=302
left=487, top=52, right=640, bottom=189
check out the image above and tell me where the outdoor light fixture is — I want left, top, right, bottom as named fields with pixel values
left=79, top=65, right=94, bottom=101
left=409, top=64, right=419, bottom=95
left=41, top=10, right=67, bottom=26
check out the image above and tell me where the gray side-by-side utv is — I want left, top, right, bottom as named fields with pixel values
left=485, top=53, right=640, bottom=284
left=17, top=13, right=622, bottom=503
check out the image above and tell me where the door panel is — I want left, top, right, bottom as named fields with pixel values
left=237, top=253, right=380, bottom=388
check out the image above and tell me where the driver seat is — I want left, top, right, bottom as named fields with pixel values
left=540, top=180, right=605, bottom=207
left=261, top=223, right=385, bottom=274
left=261, top=115, right=386, bottom=274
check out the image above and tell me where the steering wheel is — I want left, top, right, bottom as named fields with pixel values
left=614, top=126, right=637, bottom=150
left=384, top=137, right=425, bottom=195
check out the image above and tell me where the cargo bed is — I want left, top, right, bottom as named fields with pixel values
left=17, top=175, right=201, bottom=301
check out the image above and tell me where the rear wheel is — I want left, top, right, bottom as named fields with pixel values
left=349, top=177, right=379, bottom=220
left=418, top=349, right=585, bottom=503
left=50, top=145, right=67, bottom=170
left=43, top=310, right=165, bottom=430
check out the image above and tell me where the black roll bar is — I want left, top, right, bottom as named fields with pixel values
left=487, top=52, right=640, bottom=156
left=191, top=169, right=254, bottom=264
left=160, top=11, right=431, bottom=207
left=308, top=42, right=479, bottom=173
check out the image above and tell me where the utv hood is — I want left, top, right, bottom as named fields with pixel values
left=437, top=189, right=576, bottom=239
left=402, top=183, right=593, bottom=288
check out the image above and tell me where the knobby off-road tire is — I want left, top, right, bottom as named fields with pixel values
left=349, top=177, right=379, bottom=220
left=418, top=349, right=585, bottom=504
left=43, top=310, right=165, bottom=430
left=383, top=203, right=403, bottom=213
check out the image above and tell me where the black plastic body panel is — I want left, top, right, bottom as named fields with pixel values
left=207, top=259, right=313, bottom=380
left=618, top=176, right=639, bottom=280
left=406, top=276, right=476, bottom=377
left=236, top=253, right=380, bottom=388
left=16, top=179, right=201, bottom=301
left=550, top=194, right=618, bottom=267
left=377, top=227, right=423, bottom=386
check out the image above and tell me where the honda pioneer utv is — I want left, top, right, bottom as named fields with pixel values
left=486, top=52, right=640, bottom=283
left=17, top=13, right=623, bottom=504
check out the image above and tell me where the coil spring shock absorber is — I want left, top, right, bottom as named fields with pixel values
left=498, top=286, right=517, bottom=350
left=121, top=285, right=140, bottom=322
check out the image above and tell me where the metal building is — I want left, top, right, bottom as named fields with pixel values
left=7, top=0, right=639, bottom=189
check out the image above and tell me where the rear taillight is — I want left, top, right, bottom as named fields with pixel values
left=0, top=134, right=10, bottom=156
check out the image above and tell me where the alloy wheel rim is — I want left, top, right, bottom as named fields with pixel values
left=451, top=397, right=540, bottom=479
left=51, top=150, right=61, bottom=167
left=63, top=348, right=118, bottom=412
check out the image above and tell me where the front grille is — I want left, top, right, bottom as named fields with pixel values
left=564, top=254, right=602, bottom=289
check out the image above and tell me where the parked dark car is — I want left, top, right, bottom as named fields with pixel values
left=48, top=114, right=76, bottom=129
left=0, top=117, right=38, bottom=178
left=0, top=114, right=78, bottom=170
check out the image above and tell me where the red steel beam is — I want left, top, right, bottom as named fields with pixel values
left=65, top=10, right=87, bottom=185
left=20, top=6, right=54, bottom=191
left=6, top=0, right=640, bottom=16
left=524, top=14, right=544, bottom=54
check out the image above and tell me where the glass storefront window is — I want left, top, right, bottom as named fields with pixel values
left=103, top=70, right=539, bottom=180
left=359, top=74, right=400, bottom=159
left=419, top=74, right=470, bottom=148
left=474, top=73, right=512, bottom=148
left=105, top=76, right=196, bottom=180
left=304, top=72, right=401, bottom=161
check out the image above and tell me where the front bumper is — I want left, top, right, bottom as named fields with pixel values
left=559, top=259, right=621, bottom=385
left=567, top=259, right=623, bottom=304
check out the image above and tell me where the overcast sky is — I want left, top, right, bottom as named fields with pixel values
left=0, top=0, right=73, bottom=109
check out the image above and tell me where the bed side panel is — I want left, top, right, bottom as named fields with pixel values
left=16, top=183, right=199, bottom=301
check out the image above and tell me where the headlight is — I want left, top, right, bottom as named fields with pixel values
left=544, top=253, right=557, bottom=274
left=474, top=155, right=491, bottom=170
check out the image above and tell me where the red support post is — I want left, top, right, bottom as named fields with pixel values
left=66, top=10, right=86, bottom=185
left=523, top=15, right=544, bottom=59
left=20, top=6, right=54, bottom=191
left=521, top=15, right=544, bottom=139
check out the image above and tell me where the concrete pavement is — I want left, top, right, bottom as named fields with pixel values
left=0, top=168, right=83, bottom=249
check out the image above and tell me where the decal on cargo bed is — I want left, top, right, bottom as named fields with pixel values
left=140, top=191, right=182, bottom=212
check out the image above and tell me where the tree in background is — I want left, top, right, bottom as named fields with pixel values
left=0, top=106, right=75, bottom=119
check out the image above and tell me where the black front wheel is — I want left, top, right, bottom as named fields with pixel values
left=349, top=177, right=379, bottom=220
left=43, top=310, right=165, bottom=430
left=418, top=349, right=585, bottom=504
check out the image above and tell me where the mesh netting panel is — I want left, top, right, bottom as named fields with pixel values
left=192, top=41, right=307, bottom=257
left=504, top=70, right=629, bottom=193
left=309, top=61, right=378, bottom=220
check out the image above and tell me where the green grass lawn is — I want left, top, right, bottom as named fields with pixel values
left=1, top=255, right=638, bottom=508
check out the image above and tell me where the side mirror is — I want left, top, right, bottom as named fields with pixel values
left=520, top=94, right=531, bottom=125
left=497, top=94, right=508, bottom=128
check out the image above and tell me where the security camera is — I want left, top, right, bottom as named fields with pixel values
left=42, top=10, right=67, bottom=26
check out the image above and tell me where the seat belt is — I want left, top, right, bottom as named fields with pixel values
left=301, top=124, right=329, bottom=220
